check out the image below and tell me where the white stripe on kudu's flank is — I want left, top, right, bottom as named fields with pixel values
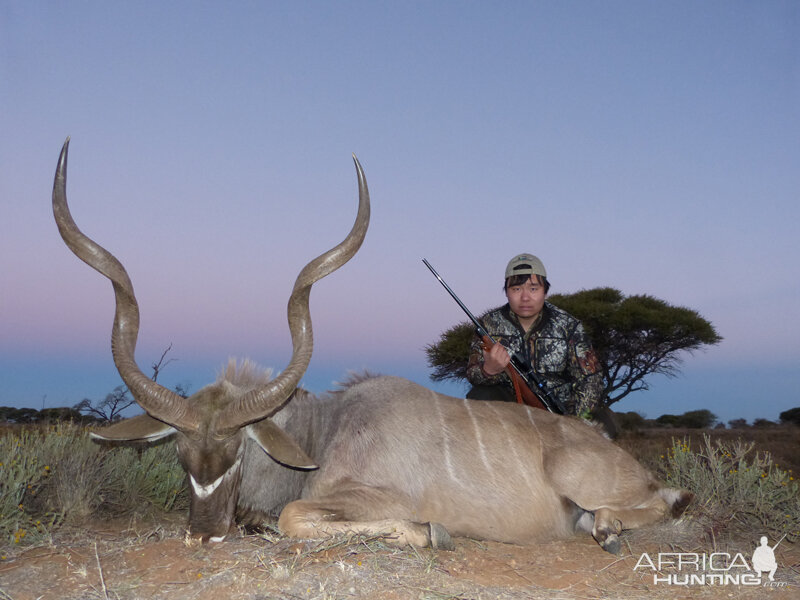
left=524, top=406, right=541, bottom=435
left=523, top=406, right=546, bottom=458
left=430, top=389, right=455, bottom=480
left=486, top=403, right=537, bottom=495
left=462, top=398, right=492, bottom=473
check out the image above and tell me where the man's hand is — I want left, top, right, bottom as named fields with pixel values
left=481, top=340, right=511, bottom=376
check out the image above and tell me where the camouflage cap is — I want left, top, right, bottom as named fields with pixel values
left=504, top=253, right=547, bottom=279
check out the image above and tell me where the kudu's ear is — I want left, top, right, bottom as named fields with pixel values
left=246, top=421, right=317, bottom=470
left=89, top=413, right=177, bottom=442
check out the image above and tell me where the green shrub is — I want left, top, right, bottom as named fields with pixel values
left=615, top=411, right=646, bottom=431
left=660, top=435, right=799, bottom=543
left=1, top=423, right=187, bottom=550
left=97, top=441, right=188, bottom=515
left=0, top=426, right=62, bottom=547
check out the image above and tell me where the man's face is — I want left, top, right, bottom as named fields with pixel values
left=505, top=276, right=546, bottom=321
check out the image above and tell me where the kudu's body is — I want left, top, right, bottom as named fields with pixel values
left=241, top=374, right=691, bottom=551
left=52, top=140, right=691, bottom=553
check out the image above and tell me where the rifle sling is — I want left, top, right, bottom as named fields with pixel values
left=507, top=365, right=525, bottom=405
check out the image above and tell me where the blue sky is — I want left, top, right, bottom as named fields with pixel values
left=1, top=1, right=798, bottom=425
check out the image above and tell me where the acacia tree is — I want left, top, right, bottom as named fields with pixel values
left=73, top=385, right=134, bottom=423
left=425, top=287, right=721, bottom=408
left=779, top=407, right=800, bottom=426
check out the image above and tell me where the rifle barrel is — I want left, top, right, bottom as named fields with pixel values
left=422, top=259, right=490, bottom=338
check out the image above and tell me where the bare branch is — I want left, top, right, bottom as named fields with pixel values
left=151, top=343, right=177, bottom=382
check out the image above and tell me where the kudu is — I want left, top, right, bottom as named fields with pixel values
left=53, top=140, right=692, bottom=553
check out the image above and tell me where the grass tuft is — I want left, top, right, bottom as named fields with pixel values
left=0, top=422, right=187, bottom=551
left=659, top=434, right=799, bottom=544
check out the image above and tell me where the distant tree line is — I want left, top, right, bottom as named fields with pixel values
left=779, top=407, right=800, bottom=426
left=4, top=403, right=799, bottom=430
left=616, top=406, right=800, bottom=431
left=0, top=405, right=100, bottom=425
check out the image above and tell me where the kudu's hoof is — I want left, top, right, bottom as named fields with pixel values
left=428, top=522, right=455, bottom=551
left=600, top=533, right=621, bottom=555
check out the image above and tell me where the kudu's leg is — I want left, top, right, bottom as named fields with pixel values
left=590, top=500, right=668, bottom=554
left=590, top=487, right=693, bottom=553
left=545, top=444, right=693, bottom=554
left=277, top=487, right=453, bottom=550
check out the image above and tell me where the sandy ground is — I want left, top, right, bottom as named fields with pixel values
left=1, top=519, right=797, bottom=600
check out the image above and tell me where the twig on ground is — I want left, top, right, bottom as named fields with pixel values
left=598, top=555, right=630, bottom=572
left=95, top=542, right=109, bottom=600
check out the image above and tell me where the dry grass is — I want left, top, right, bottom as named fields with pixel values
left=1, top=422, right=187, bottom=551
left=618, top=425, right=800, bottom=474
left=618, top=425, right=800, bottom=549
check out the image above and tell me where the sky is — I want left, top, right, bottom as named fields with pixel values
left=1, top=1, right=798, bottom=426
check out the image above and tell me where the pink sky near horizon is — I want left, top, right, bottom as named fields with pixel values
left=2, top=1, right=798, bottom=425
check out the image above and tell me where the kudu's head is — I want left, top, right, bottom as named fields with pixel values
left=52, top=139, right=370, bottom=541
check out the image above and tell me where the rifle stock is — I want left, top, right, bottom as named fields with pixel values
left=423, top=259, right=565, bottom=414
left=479, top=335, right=546, bottom=410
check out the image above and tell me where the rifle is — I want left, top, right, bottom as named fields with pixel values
left=423, top=259, right=565, bottom=414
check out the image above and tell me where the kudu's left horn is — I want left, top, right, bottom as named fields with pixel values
left=53, top=138, right=198, bottom=430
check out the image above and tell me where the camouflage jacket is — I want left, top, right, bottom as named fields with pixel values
left=466, top=302, right=604, bottom=416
